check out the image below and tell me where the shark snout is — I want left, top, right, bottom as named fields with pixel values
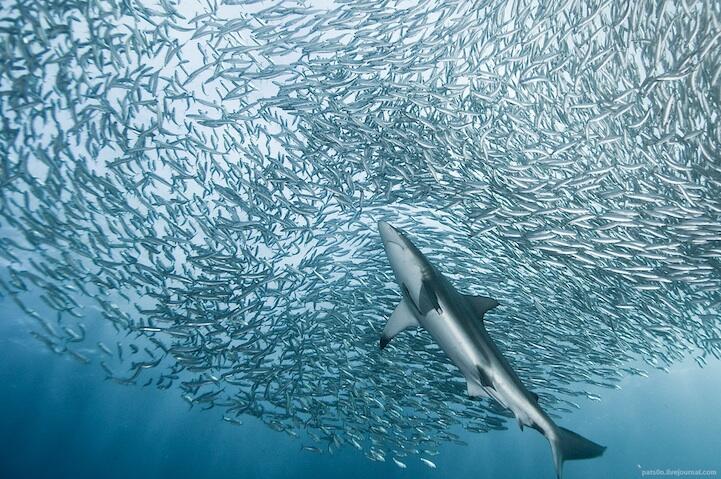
left=378, top=220, right=395, bottom=237
left=378, top=221, right=405, bottom=249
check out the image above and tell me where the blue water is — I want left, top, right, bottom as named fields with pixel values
left=2, top=298, right=719, bottom=479
left=2, top=0, right=721, bottom=477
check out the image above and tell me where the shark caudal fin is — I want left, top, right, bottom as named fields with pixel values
left=548, top=426, right=606, bottom=478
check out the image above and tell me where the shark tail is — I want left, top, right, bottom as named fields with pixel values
left=548, top=426, right=606, bottom=478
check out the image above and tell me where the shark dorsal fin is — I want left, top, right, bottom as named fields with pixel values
left=379, top=299, right=419, bottom=349
left=477, top=365, right=494, bottom=389
left=464, top=294, right=499, bottom=321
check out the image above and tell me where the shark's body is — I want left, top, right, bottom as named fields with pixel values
left=378, top=221, right=605, bottom=478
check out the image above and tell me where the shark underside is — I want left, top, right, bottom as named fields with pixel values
left=378, top=221, right=605, bottom=478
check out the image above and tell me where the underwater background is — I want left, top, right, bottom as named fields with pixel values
left=2, top=302, right=721, bottom=478
left=2, top=0, right=721, bottom=477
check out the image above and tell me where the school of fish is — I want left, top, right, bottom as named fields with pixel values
left=1, top=0, right=720, bottom=469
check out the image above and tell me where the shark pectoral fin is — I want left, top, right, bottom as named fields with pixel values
left=466, top=380, right=489, bottom=398
left=464, top=294, right=499, bottom=320
left=419, top=279, right=441, bottom=315
left=380, top=299, right=419, bottom=349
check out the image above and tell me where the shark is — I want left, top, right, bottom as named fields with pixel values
left=377, top=221, right=606, bottom=478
